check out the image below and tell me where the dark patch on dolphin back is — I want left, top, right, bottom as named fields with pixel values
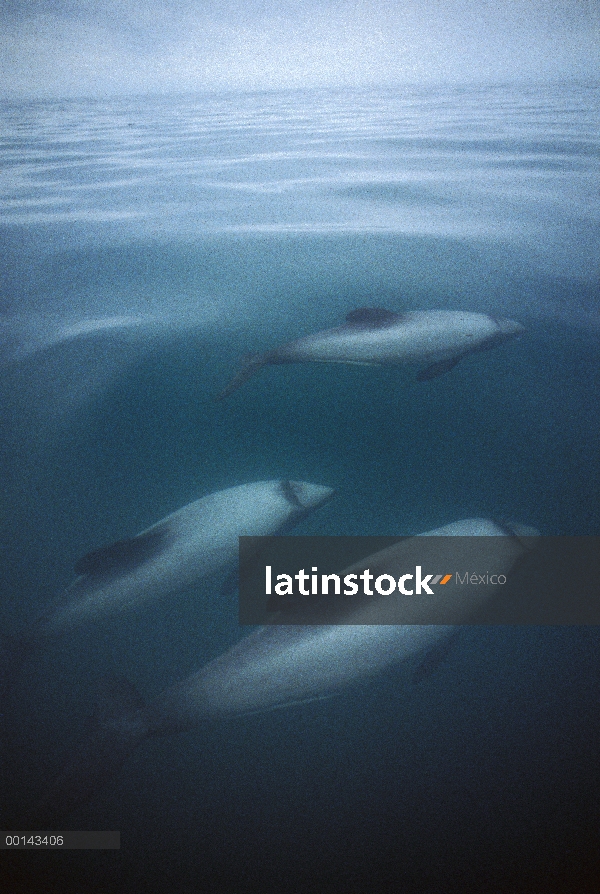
left=75, top=524, right=171, bottom=578
left=280, top=480, right=305, bottom=510
left=344, top=308, right=401, bottom=328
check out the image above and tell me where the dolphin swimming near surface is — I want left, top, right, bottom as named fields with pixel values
left=26, top=517, right=538, bottom=826
left=0, top=480, right=334, bottom=695
left=217, top=309, right=524, bottom=399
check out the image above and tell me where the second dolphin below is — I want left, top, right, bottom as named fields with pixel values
left=217, top=308, right=524, bottom=398
left=29, top=517, right=538, bottom=826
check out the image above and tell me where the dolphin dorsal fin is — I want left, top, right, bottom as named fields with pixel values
left=74, top=525, right=169, bottom=578
left=344, top=308, right=400, bottom=328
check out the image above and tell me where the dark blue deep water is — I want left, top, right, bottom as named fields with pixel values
left=1, top=84, right=599, bottom=892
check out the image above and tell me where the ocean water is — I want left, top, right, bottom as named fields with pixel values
left=1, top=84, right=599, bottom=892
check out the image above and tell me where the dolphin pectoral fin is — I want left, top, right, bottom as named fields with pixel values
left=309, top=359, right=377, bottom=366
left=340, top=360, right=379, bottom=366
left=216, top=353, right=268, bottom=400
left=23, top=676, right=149, bottom=828
left=412, top=630, right=462, bottom=685
left=236, top=693, right=336, bottom=718
left=417, top=356, right=462, bottom=382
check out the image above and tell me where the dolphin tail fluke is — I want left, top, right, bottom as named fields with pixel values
left=216, top=353, right=268, bottom=400
left=24, top=676, right=149, bottom=828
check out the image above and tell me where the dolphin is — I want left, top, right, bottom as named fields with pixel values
left=26, top=518, right=538, bottom=826
left=0, top=480, right=334, bottom=693
left=217, top=309, right=524, bottom=398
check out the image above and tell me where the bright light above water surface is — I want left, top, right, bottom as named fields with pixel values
left=1, top=1, right=598, bottom=99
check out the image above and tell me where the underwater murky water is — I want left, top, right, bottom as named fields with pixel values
left=1, top=84, right=599, bottom=892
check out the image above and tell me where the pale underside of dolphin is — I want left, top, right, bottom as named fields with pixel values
left=27, top=517, right=538, bottom=826
left=217, top=308, right=524, bottom=399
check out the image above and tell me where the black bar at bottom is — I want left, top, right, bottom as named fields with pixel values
left=1, top=832, right=120, bottom=849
